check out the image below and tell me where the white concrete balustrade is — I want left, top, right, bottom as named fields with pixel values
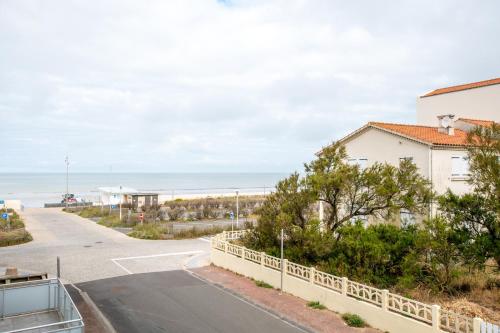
left=211, top=230, right=495, bottom=333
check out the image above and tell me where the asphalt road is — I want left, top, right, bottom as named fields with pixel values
left=0, top=208, right=210, bottom=283
left=78, top=270, right=308, bottom=333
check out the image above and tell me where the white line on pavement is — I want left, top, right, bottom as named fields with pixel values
left=197, top=237, right=211, bottom=243
left=112, top=250, right=204, bottom=261
left=111, top=259, right=134, bottom=274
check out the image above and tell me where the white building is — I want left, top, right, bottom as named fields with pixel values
left=324, top=115, right=495, bottom=226
left=417, top=77, right=500, bottom=126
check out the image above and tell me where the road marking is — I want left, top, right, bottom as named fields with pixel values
left=111, top=259, right=134, bottom=274
left=112, top=250, right=204, bottom=261
left=197, top=237, right=211, bottom=243
left=111, top=250, right=205, bottom=274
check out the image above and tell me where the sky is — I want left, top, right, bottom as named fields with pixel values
left=1, top=0, right=499, bottom=173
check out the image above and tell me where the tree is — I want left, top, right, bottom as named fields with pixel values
left=305, top=142, right=432, bottom=232
left=244, top=172, right=316, bottom=250
left=438, top=192, right=499, bottom=267
left=466, top=123, right=500, bottom=203
left=437, top=123, right=500, bottom=267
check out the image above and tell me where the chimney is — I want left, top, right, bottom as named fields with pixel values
left=437, top=114, right=455, bottom=135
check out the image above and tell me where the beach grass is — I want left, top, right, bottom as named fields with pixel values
left=0, top=209, right=33, bottom=247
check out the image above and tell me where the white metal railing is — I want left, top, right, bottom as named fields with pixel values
left=214, top=230, right=495, bottom=333
left=0, top=279, right=84, bottom=333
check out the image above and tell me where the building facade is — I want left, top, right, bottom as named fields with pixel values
left=417, top=78, right=500, bottom=126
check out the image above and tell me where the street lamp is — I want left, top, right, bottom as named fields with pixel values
left=236, top=190, right=239, bottom=228
left=65, top=156, right=69, bottom=209
left=119, top=185, right=122, bottom=221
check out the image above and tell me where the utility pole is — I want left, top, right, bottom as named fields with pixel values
left=236, top=190, right=239, bottom=228
left=65, top=155, right=69, bottom=209
left=119, top=185, right=122, bottom=221
left=280, top=228, right=284, bottom=294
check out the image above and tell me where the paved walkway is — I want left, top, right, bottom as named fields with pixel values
left=192, top=266, right=381, bottom=333
left=0, top=208, right=210, bottom=283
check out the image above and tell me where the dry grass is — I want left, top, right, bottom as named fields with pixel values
left=402, top=267, right=500, bottom=323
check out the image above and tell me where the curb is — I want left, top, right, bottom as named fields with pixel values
left=72, top=283, right=117, bottom=333
left=187, top=268, right=314, bottom=333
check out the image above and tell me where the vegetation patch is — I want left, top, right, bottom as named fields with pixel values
left=128, top=223, right=169, bottom=240
left=342, top=313, right=366, bottom=327
left=97, top=215, right=128, bottom=228
left=307, top=301, right=326, bottom=310
left=255, top=280, right=273, bottom=288
left=0, top=209, right=32, bottom=247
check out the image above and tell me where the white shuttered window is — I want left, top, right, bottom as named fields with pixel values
left=451, top=156, right=469, bottom=177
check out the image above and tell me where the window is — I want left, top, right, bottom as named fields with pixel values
left=348, top=158, right=368, bottom=169
left=400, top=210, right=416, bottom=226
left=350, top=215, right=368, bottom=228
left=451, top=156, right=469, bottom=177
left=399, top=157, right=413, bottom=163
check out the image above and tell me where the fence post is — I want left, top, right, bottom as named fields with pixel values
left=224, top=241, right=228, bottom=253
left=431, top=304, right=440, bottom=332
left=282, top=259, right=288, bottom=274
left=242, top=248, right=246, bottom=259
left=309, top=267, right=315, bottom=284
left=342, top=277, right=348, bottom=296
left=260, top=252, right=265, bottom=266
left=381, top=289, right=388, bottom=311
left=473, top=318, right=482, bottom=333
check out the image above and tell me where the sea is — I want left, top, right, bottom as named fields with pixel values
left=0, top=173, right=287, bottom=208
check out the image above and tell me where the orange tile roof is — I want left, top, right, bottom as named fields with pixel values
left=368, top=122, right=469, bottom=146
left=421, top=77, right=500, bottom=97
left=457, top=118, right=496, bottom=127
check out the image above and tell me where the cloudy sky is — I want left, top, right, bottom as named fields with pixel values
left=1, top=0, right=499, bottom=173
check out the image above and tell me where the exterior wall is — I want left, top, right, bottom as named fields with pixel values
left=211, top=248, right=462, bottom=333
left=343, top=127, right=430, bottom=178
left=431, top=148, right=472, bottom=196
left=4, top=200, right=23, bottom=211
left=417, top=84, right=500, bottom=126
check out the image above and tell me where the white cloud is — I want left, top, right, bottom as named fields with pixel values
left=0, top=0, right=499, bottom=172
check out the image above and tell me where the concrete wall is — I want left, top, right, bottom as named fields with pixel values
left=431, top=148, right=472, bottom=196
left=212, top=249, right=459, bottom=333
left=4, top=200, right=23, bottom=211
left=343, top=127, right=430, bottom=178
left=417, top=84, right=500, bottom=126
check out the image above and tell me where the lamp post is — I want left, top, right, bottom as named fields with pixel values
left=65, top=156, right=69, bottom=209
left=280, top=228, right=284, bottom=293
left=119, top=185, right=122, bottom=221
left=236, top=190, right=239, bottom=228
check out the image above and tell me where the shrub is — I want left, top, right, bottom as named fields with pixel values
left=307, top=301, right=326, bottom=310
left=342, top=313, right=366, bottom=327
left=98, top=215, right=126, bottom=228
left=128, top=223, right=168, bottom=240
left=255, top=280, right=273, bottom=288
left=78, top=207, right=108, bottom=218
left=0, top=228, right=32, bottom=247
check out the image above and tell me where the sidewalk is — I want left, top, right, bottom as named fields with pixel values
left=192, top=265, right=380, bottom=333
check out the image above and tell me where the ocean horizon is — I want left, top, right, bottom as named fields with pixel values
left=0, top=172, right=288, bottom=207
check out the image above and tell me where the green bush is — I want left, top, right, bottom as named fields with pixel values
left=255, top=280, right=273, bottom=288
left=98, top=215, right=126, bottom=228
left=307, top=301, right=326, bottom=310
left=129, top=223, right=168, bottom=240
left=342, top=313, right=366, bottom=327
left=78, top=207, right=109, bottom=218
